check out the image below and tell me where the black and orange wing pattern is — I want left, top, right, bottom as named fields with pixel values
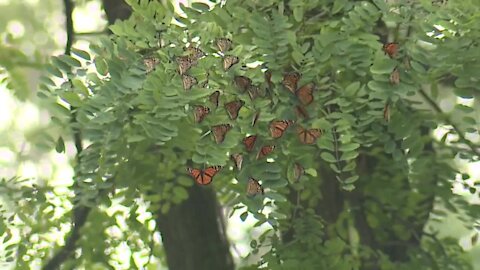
left=209, top=91, right=220, bottom=108
left=225, top=100, right=245, bottom=120
left=247, top=178, right=264, bottom=196
left=269, top=120, right=294, bottom=139
left=143, top=57, right=160, bottom=73
left=216, top=38, right=233, bottom=53
left=176, top=55, right=196, bottom=75
left=243, top=135, right=257, bottom=152
left=282, top=72, right=301, bottom=93
left=230, top=154, right=243, bottom=170
left=296, top=83, right=315, bottom=106
left=211, top=124, right=232, bottom=143
left=193, top=105, right=210, bottom=123
left=383, top=42, right=398, bottom=58
left=234, top=76, right=252, bottom=92
left=247, top=85, right=260, bottom=100
left=187, top=166, right=222, bottom=185
left=256, top=145, right=275, bottom=160
left=297, top=125, right=322, bottom=144
left=182, top=74, right=198, bottom=91
left=186, top=46, right=205, bottom=60
left=223, top=55, right=239, bottom=71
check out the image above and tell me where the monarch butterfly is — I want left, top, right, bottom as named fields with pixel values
left=295, top=105, right=309, bottom=120
left=247, top=85, right=260, bottom=100
left=243, top=135, right=257, bottom=152
left=234, top=76, right=252, bottom=92
left=143, top=57, right=160, bottom=73
left=211, top=124, right=232, bottom=143
left=251, top=111, right=260, bottom=127
left=270, top=120, right=294, bottom=139
left=383, top=102, right=390, bottom=122
left=176, top=55, right=196, bottom=75
left=225, top=100, right=244, bottom=120
left=209, top=91, right=220, bottom=108
left=247, top=178, right=264, bottom=196
left=193, top=105, right=210, bottom=123
left=282, top=72, right=301, bottom=93
left=293, top=163, right=304, bottom=182
left=256, top=145, right=275, bottom=160
left=297, top=125, right=322, bottom=144
left=223, top=55, right=239, bottom=71
left=187, top=166, right=222, bottom=185
left=216, top=38, right=233, bottom=53
left=230, top=153, right=243, bottom=170
left=296, top=83, right=315, bottom=106
left=383, top=42, right=398, bottom=58
left=185, top=46, right=205, bottom=60
left=182, top=74, right=198, bottom=91
left=389, top=68, right=400, bottom=85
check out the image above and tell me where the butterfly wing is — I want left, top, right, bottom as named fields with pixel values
left=225, top=100, right=244, bottom=120
left=293, top=163, right=305, bottom=182
left=199, top=166, right=222, bottom=185
left=223, top=55, right=239, bottom=71
left=187, top=167, right=203, bottom=184
left=186, top=46, right=205, bottom=60
left=256, top=145, right=275, bottom=160
left=383, top=43, right=398, bottom=58
left=270, top=120, right=294, bottom=139
left=389, top=68, right=400, bottom=85
left=209, top=91, right=220, bottom=108
left=282, top=72, right=301, bottom=93
left=383, top=102, right=390, bottom=122
left=212, top=124, right=232, bottom=143
left=176, top=56, right=196, bottom=75
left=251, top=111, right=260, bottom=127
left=194, top=105, right=210, bottom=123
left=247, top=178, right=264, bottom=196
left=182, top=74, right=198, bottom=91
left=296, top=83, right=315, bottom=105
left=143, top=57, right=160, bottom=73
left=297, top=126, right=322, bottom=144
left=247, top=85, right=260, bottom=100
left=234, top=76, right=251, bottom=92
left=216, top=38, right=232, bottom=53
left=243, top=135, right=257, bottom=152
left=230, top=154, right=243, bottom=170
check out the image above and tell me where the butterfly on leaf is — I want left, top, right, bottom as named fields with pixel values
left=282, top=72, right=301, bottom=93
left=383, top=42, right=398, bottom=58
left=209, top=91, right=220, bottom=108
left=193, top=105, right=210, bottom=123
left=216, top=38, right=233, bottom=53
left=297, top=125, right=322, bottom=144
left=265, top=70, right=273, bottom=89
left=223, top=55, right=239, bottom=71
left=176, top=55, right=197, bottom=75
left=234, top=76, right=252, bottom=93
left=293, top=163, right=304, bottom=182
left=224, top=100, right=245, bottom=120
left=247, top=178, right=264, bottom=196
left=295, top=105, right=309, bottom=120
left=251, top=111, right=260, bottom=127
left=187, top=166, right=222, bottom=185
left=230, top=153, right=243, bottom=170
left=296, top=83, right=315, bottom=106
left=247, top=85, right=260, bottom=100
left=185, top=46, right=205, bottom=60
left=182, top=74, right=198, bottom=91
left=256, top=145, right=275, bottom=160
left=383, top=102, right=391, bottom=122
left=389, top=68, right=400, bottom=85
left=211, top=124, right=232, bottom=143
left=270, top=120, right=294, bottom=139
left=143, top=57, right=160, bottom=73
left=243, top=135, right=257, bottom=152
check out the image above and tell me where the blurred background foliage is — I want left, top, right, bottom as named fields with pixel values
left=0, top=0, right=480, bottom=269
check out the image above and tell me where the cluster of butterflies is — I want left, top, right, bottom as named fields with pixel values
left=145, top=39, right=400, bottom=196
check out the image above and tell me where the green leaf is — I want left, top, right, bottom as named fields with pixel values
left=95, top=57, right=108, bottom=76
left=370, top=58, right=397, bottom=74
left=332, top=0, right=347, bottom=14
left=71, top=79, right=90, bottom=96
left=321, top=152, right=337, bottom=163
left=58, top=54, right=82, bottom=67
left=71, top=48, right=91, bottom=60
left=173, top=186, right=188, bottom=201
left=240, top=211, right=248, bottom=221
left=46, top=65, right=63, bottom=78
left=59, top=92, right=83, bottom=107
left=55, top=137, right=65, bottom=153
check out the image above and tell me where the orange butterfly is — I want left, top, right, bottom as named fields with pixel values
left=234, top=76, right=252, bottom=92
left=247, top=178, right=264, bottom=196
left=282, top=72, right=301, bottom=93
left=209, top=91, right=220, bottom=108
left=295, top=105, right=309, bottom=120
left=256, top=145, right=275, bottom=160
left=243, top=135, right=257, bottom=152
left=251, top=111, right=260, bottom=127
left=216, top=38, right=233, bottom=53
left=383, top=102, right=390, bottom=122
left=230, top=153, right=243, bottom=170
left=270, top=120, right=294, bottom=139
left=296, top=83, right=315, bottom=106
left=223, top=55, right=239, bottom=71
left=225, top=100, right=244, bottom=120
left=182, top=74, right=197, bottom=91
left=383, top=42, right=398, bottom=58
left=211, top=124, right=232, bottom=143
left=297, top=125, right=322, bottom=144
left=143, top=57, right=160, bottom=73
left=185, top=46, right=205, bottom=60
left=176, top=55, right=196, bottom=75
left=389, top=68, right=400, bottom=85
left=187, top=166, right=222, bottom=185
left=193, top=105, right=210, bottom=123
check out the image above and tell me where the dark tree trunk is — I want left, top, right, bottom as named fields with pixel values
left=101, top=2, right=234, bottom=269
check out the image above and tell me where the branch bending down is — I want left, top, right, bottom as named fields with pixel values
left=418, top=87, right=480, bottom=158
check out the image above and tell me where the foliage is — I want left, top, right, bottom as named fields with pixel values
left=1, top=0, right=480, bottom=269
